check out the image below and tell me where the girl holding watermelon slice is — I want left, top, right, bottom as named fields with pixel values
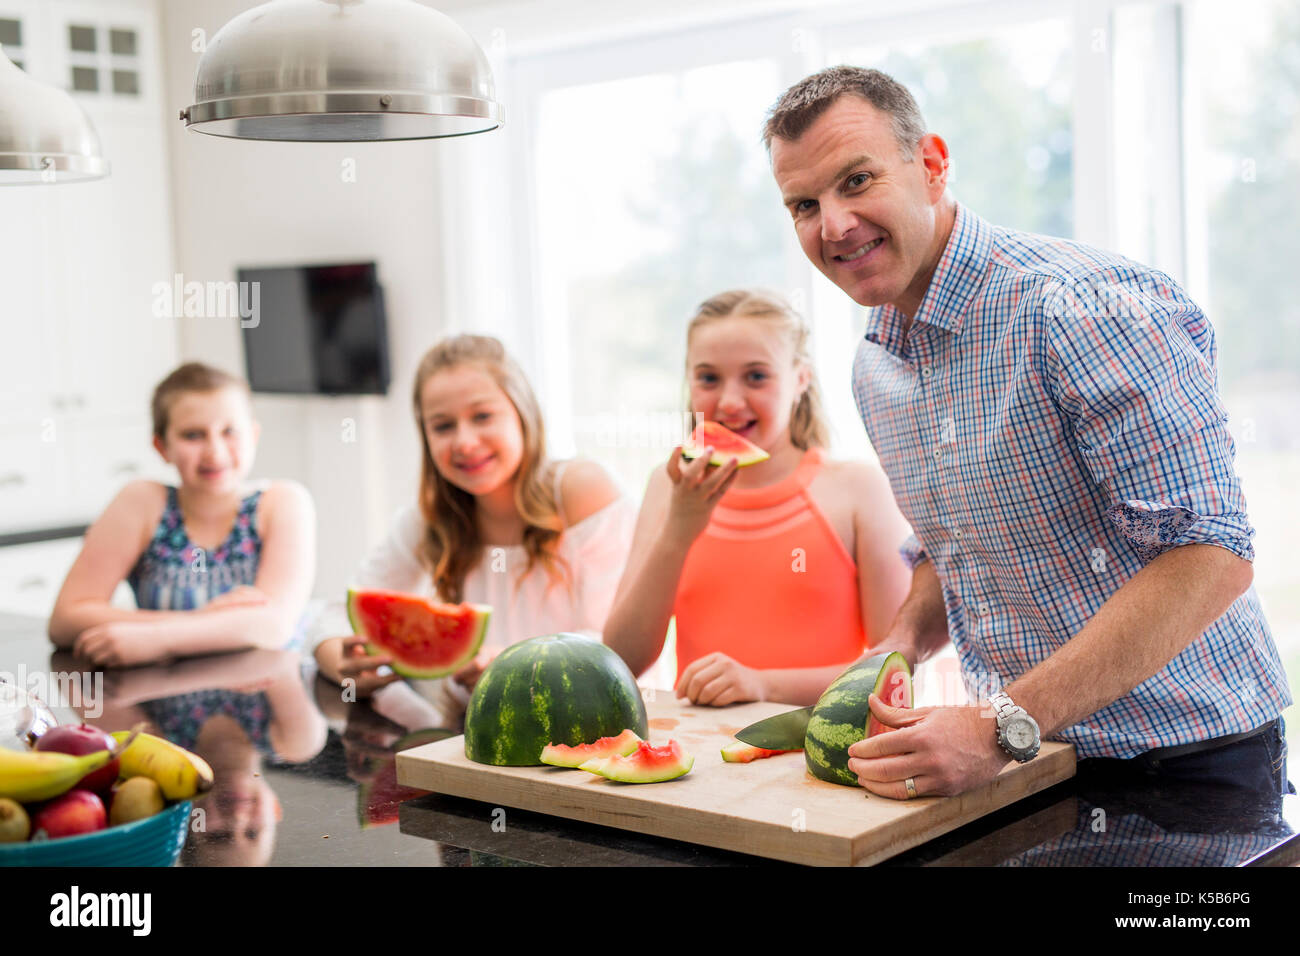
left=311, top=335, right=654, bottom=715
left=605, top=290, right=914, bottom=706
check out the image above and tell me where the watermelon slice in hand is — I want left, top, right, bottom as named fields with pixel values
left=681, top=421, right=770, bottom=467
left=346, top=588, right=491, bottom=679
left=540, top=729, right=643, bottom=768
left=579, top=739, right=694, bottom=783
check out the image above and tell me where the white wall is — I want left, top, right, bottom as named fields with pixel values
left=159, top=0, right=473, bottom=597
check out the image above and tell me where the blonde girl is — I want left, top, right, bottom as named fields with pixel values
left=604, top=290, right=912, bottom=706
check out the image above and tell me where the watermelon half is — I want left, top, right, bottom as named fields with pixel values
left=540, top=729, right=643, bottom=768
left=464, top=633, right=649, bottom=766
left=579, top=739, right=694, bottom=783
left=346, top=588, right=491, bottom=679
left=680, top=421, right=770, bottom=467
left=804, top=652, right=913, bottom=787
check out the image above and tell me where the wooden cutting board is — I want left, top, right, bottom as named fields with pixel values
left=397, top=694, right=1075, bottom=866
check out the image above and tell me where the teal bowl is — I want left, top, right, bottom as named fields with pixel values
left=0, top=799, right=192, bottom=867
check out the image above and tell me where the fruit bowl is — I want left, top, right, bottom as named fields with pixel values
left=0, top=799, right=191, bottom=867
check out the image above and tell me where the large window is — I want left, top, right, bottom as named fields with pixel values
left=1184, top=0, right=1300, bottom=745
left=504, top=0, right=1299, bottom=722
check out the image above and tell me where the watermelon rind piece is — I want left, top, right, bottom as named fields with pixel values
left=464, top=633, right=650, bottom=766
left=540, top=729, right=643, bottom=768
left=804, top=652, right=912, bottom=787
left=579, top=739, right=694, bottom=783
left=720, top=741, right=798, bottom=763
left=680, top=421, right=770, bottom=467
left=346, top=588, right=491, bottom=680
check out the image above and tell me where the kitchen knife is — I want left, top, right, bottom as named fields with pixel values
left=734, top=706, right=813, bottom=750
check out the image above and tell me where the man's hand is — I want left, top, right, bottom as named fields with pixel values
left=675, top=652, right=765, bottom=706
left=846, top=693, right=1009, bottom=798
left=73, top=620, right=172, bottom=668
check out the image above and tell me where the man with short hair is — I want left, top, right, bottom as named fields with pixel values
left=766, top=65, right=1291, bottom=799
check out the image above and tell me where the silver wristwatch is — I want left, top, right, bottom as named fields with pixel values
left=988, top=691, right=1041, bottom=762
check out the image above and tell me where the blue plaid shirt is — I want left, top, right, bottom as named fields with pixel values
left=851, top=203, right=1291, bottom=759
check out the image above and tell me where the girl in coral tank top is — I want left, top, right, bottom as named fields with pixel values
left=605, top=290, right=913, bottom=706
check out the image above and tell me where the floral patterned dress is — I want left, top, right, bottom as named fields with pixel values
left=128, top=486, right=263, bottom=611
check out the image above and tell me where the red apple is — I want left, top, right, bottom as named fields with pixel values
left=34, top=724, right=120, bottom=795
left=31, top=789, right=106, bottom=839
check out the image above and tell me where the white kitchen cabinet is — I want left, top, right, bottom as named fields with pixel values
left=0, top=0, right=177, bottom=534
left=0, top=536, right=136, bottom=619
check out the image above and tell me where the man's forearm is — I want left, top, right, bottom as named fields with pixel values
left=870, top=559, right=951, bottom=668
left=1006, top=543, right=1253, bottom=738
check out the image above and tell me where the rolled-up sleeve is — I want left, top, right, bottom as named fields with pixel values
left=899, top=533, right=928, bottom=570
left=1044, top=271, right=1255, bottom=564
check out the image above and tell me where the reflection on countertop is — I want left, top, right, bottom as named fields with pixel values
left=2, top=611, right=1296, bottom=867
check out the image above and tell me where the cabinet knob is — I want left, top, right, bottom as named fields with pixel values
left=0, top=473, right=26, bottom=488
left=19, top=576, right=47, bottom=590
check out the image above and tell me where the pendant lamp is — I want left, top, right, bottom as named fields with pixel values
left=180, top=0, right=502, bottom=141
left=0, top=45, right=109, bottom=184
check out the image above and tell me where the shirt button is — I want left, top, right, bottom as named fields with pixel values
left=953, top=528, right=964, bottom=539
left=932, top=448, right=942, bottom=461
left=977, top=602, right=990, bottom=616
left=920, top=366, right=933, bottom=379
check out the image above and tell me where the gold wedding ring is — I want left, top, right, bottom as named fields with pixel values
left=904, top=776, right=918, bottom=799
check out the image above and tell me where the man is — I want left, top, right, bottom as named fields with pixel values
left=765, top=66, right=1292, bottom=799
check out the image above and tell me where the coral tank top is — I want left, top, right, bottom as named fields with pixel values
left=673, top=446, right=866, bottom=681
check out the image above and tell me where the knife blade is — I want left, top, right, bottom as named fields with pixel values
left=734, top=706, right=813, bottom=750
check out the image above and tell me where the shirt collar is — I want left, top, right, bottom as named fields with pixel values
left=862, top=202, right=992, bottom=346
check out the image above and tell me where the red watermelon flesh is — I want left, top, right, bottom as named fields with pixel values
left=346, top=589, right=491, bottom=679
left=681, top=421, right=770, bottom=467
left=578, top=739, right=694, bottom=783
left=357, top=728, right=454, bottom=828
left=540, top=729, right=643, bottom=768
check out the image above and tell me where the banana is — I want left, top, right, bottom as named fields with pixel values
left=0, top=747, right=115, bottom=803
left=111, top=731, right=214, bottom=800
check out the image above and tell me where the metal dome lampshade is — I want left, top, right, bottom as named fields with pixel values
left=0, top=45, right=109, bottom=184
left=180, top=0, right=503, bottom=142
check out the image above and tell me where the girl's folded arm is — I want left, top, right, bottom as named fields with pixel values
left=603, top=465, right=688, bottom=677
left=48, top=481, right=171, bottom=647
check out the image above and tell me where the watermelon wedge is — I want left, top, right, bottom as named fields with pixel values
left=579, top=739, right=694, bottom=783
left=346, top=588, right=491, bottom=679
left=681, top=421, right=770, bottom=467
left=540, top=729, right=643, bottom=768
left=720, top=741, right=798, bottom=763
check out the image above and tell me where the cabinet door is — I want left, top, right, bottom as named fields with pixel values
left=43, top=0, right=174, bottom=425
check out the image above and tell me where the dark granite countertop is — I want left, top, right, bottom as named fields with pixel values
left=2, top=612, right=1296, bottom=867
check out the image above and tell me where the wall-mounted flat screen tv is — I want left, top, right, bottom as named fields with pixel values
left=237, top=262, right=391, bottom=395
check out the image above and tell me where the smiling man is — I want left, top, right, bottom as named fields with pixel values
left=766, top=66, right=1292, bottom=799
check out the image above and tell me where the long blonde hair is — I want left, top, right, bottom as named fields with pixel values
left=411, top=335, right=571, bottom=603
left=685, top=289, right=831, bottom=451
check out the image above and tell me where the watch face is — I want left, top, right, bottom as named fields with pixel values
left=1006, top=717, right=1036, bottom=751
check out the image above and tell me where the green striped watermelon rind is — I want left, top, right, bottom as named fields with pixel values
left=804, top=652, right=912, bottom=787
left=346, top=588, right=492, bottom=679
left=539, top=729, right=643, bottom=768
left=720, top=742, right=798, bottom=763
left=464, top=633, right=649, bottom=766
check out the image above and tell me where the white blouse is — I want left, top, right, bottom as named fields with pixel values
left=309, top=466, right=667, bottom=713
